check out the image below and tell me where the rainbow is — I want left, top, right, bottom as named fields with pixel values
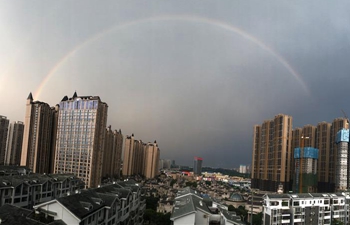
left=34, top=15, right=310, bottom=98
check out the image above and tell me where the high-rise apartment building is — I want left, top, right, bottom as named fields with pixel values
left=316, top=121, right=331, bottom=192
left=0, top=116, right=9, bottom=165
left=293, top=147, right=318, bottom=193
left=122, top=135, right=147, bottom=177
left=251, top=125, right=261, bottom=188
left=21, top=93, right=57, bottom=173
left=329, top=118, right=348, bottom=190
left=193, top=157, right=203, bottom=175
left=252, top=114, right=350, bottom=193
left=5, top=121, right=24, bottom=165
left=335, top=128, right=349, bottom=191
left=54, top=92, right=108, bottom=188
left=113, top=129, right=123, bottom=178
left=292, top=125, right=318, bottom=193
left=251, top=114, right=293, bottom=192
left=122, top=134, right=135, bottom=177
left=133, top=140, right=145, bottom=175
left=144, top=141, right=160, bottom=179
left=102, top=126, right=123, bottom=178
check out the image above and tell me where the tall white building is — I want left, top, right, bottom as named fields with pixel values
left=54, top=92, right=108, bottom=188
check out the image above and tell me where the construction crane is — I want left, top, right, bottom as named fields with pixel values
left=341, top=109, right=349, bottom=129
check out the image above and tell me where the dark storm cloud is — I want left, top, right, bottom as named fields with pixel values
left=1, top=0, right=350, bottom=168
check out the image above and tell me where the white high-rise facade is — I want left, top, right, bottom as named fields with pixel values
left=54, top=92, right=108, bottom=188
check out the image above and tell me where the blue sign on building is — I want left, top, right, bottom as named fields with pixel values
left=336, top=129, right=349, bottom=143
left=294, top=147, right=319, bottom=159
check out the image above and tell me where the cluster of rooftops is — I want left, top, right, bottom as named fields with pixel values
left=171, top=187, right=245, bottom=225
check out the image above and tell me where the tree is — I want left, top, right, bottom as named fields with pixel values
left=332, top=219, right=344, bottom=225
left=252, top=212, right=263, bottom=225
left=228, top=205, right=235, bottom=211
left=170, top=179, right=177, bottom=186
left=185, top=181, right=197, bottom=188
left=144, top=209, right=157, bottom=224
left=145, top=196, right=159, bottom=211
left=143, top=209, right=171, bottom=225
left=236, top=205, right=248, bottom=222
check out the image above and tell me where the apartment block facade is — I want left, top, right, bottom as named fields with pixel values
left=5, top=121, right=24, bottom=165
left=263, top=193, right=350, bottom=225
left=21, top=93, right=58, bottom=174
left=122, top=134, right=160, bottom=179
left=0, top=116, right=9, bottom=165
left=144, top=141, right=160, bottom=179
left=252, top=113, right=350, bottom=193
left=102, top=126, right=123, bottom=178
left=316, top=121, right=332, bottom=192
left=251, top=114, right=293, bottom=192
left=54, top=92, right=108, bottom=188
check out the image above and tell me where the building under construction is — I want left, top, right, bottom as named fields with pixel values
left=335, top=128, right=349, bottom=191
left=293, top=147, right=318, bottom=193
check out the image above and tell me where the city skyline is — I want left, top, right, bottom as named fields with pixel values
left=1, top=1, right=350, bottom=167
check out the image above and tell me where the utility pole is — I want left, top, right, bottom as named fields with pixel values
left=250, top=190, right=254, bottom=225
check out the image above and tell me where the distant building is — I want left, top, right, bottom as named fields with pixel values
left=335, top=128, right=349, bottom=191
left=21, top=93, right=58, bottom=174
left=144, top=141, right=160, bottom=179
left=122, top=135, right=160, bottom=179
left=251, top=114, right=293, bottom=192
left=0, top=116, right=9, bottom=165
left=239, top=165, right=246, bottom=174
left=122, top=134, right=136, bottom=176
left=5, top=121, right=24, bottom=166
left=54, top=92, right=108, bottom=188
left=329, top=118, right=348, bottom=190
left=293, top=147, right=318, bottom=193
left=316, top=121, right=331, bottom=192
left=159, top=159, right=171, bottom=169
left=193, top=157, right=203, bottom=175
left=102, top=126, right=123, bottom=178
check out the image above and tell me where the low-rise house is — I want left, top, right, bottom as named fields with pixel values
left=170, top=187, right=245, bottom=225
left=263, top=193, right=350, bottom=224
left=0, top=204, right=66, bottom=225
left=33, top=180, right=145, bottom=225
left=0, top=173, right=84, bottom=209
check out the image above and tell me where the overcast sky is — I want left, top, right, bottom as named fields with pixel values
left=1, top=1, right=350, bottom=168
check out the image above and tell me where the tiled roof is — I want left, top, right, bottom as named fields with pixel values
left=57, top=193, right=104, bottom=220
left=219, top=207, right=245, bottom=225
left=0, top=204, right=67, bottom=225
left=171, top=194, right=197, bottom=219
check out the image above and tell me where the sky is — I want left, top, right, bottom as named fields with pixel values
left=1, top=1, right=350, bottom=168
